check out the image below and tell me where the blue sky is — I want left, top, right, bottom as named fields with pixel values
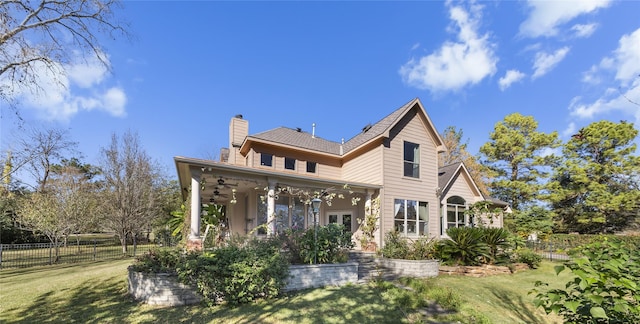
left=2, top=0, right=640, bottom=184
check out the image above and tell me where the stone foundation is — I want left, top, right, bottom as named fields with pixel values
left=128, top=271, right=202, bottom=306
left=377, top=258, right=440, bottom=278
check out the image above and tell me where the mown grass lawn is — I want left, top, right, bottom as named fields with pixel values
left=0, top=259, right=571, bottom=323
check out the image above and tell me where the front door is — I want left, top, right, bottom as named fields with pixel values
left=327, top=211, right=353, bottom=232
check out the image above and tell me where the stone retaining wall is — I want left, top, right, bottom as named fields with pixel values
left=128, top=262, right=359, bottom=305
left=439, top=263, right=529, bottom=277
left=284, top=262, right=359, bottom=292
left=377, top=258, right=439, bottom=278
left=128, top=271, right=202, bottom=306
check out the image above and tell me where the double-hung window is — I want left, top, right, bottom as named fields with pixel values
left=394, top=199, right=428, bottom=236
left=403, top=141, right=420, bottom=178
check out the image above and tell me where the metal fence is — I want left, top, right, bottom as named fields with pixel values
left=0, top=239, right=165, bottom=269
left=526, top=240, right=571, bottom=262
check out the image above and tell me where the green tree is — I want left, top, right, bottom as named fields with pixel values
left=480, top=113, right=560, bottom=211
left=16, top=158, right=99, bottom=256
left=439, top=126, right=492, bottom=196
left=548, top=120, right=640, bottom=233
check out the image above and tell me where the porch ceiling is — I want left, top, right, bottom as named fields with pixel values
left=174, top=156, right=381, bottom=204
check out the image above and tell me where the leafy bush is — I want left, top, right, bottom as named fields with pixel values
left=532, top=239, right=640, bottom=323
left=380, top=231, right=438, bottom=260
left=296, top=223, right=354, bottom=264
left=481, top=228, right=510, bottom=264
left=515, top=248, right=542, bottom=269
left=380, top=230, right=411, bottom=259
left=177, top=237, right=289, bottom=305
left=129, top=248, right=182, bottom=273
left=440, top=227, right=489, bottom=266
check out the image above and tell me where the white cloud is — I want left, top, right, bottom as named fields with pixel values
left=519, top=0, right=611, bottom=38
left=612, top=28, right=640, bottom=84
left=562, top=122, right=577, bottom=137
left=498, top=70, right=526, bottom=91
left=532, top=47, right=570, bottom=79
left=539, top=147, right=561, bottom=157
left=569, top=83, right=640, bottom=122
left=399, top=1, right=497, bottom=93
left=570, top=23, right=598, bottom=38
left=1, top=55, right=127, bottom=122
left=570, top=28, right=640, bottom=123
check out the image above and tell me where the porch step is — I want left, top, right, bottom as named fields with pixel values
left=348, top=251, right=396, bottom=283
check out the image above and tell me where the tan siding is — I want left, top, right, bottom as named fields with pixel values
left=442, top=172, right=477, bottom=203
left=342, top=145, right=383, bottom=184
left=246, top=143, right=342, bottom=180
left=381, top=108, right=441, bottom=238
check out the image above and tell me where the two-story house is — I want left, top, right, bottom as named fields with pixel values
left=175, top=98, right=506, bottom=250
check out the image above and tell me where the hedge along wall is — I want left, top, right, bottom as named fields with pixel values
left=128, top=271, right=202, bottom=306
left=377, top=259, right=439, bottom=278
left=284, top=262, right=359, bottom=292
left=128, top=262, right=359, bottom=306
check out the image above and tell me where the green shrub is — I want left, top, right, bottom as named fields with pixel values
left=409, top=235, right=439, bottom=260
left=129, top=248, right=182, bottom=273
left=297, top=223, right=354, bottom=264
left=481, top=228, right=511, bottom=264
left=380, top=230, right=410, bottom=259
left=440, top=227, right=489, bottom=266
left=532, top=239, right=640, bottom=323
left=515, top=248, right=542, bottom=269
left=177, top=237, right=289, bottom=306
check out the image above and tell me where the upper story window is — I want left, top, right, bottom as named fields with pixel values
left=260, top=153, right=273, bottom=167
left=285, top=157, right=296, bottom=170
left=394, top=199, right=428, bottom=236
left=306, top=161, right=317, bottom=173
left=403, top=141, right=420, bottom=178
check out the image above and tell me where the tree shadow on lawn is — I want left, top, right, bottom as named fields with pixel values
left=491, top=288, right=550, bottom=324
left=10, top=275, right=141, bottom=324
left=135, top=284, right=408, bottom=324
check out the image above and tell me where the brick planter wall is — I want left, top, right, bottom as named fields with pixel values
left=128, top=270, right=202, bottom=306
left=377, top=258, right=440, bottom=278
left=283, top=262, right=359, bottom=292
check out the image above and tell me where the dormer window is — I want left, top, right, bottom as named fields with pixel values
left=260, top=153, right=273, bottom=167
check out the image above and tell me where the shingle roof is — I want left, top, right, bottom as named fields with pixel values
left=438, top=162, right=510, bottom=207
left=249, top=127, right=342, bottom=155
left=247, top=98, right=420, bottom=156
left=342, top=98, right=418, bottom=153
left=438, top=163, right=462, bottom=190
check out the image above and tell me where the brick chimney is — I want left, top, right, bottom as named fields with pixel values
left=228, top=114, right=248, bottom=165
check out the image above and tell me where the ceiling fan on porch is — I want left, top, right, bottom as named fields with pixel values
left=215, top=177, right=238, bottom=189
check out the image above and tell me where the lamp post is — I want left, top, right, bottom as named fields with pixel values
left=311, top=197, right=322, bottom=264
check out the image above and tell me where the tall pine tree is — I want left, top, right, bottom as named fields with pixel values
left=548, top=120, right=640, bottom=233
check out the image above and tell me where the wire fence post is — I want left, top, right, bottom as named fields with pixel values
left=549, top=243, right=553, bottom=261
left=93, top=239, right=97, bottom=261
left=49, top=243, right=53, bottom=265
left=0, top=243, right=3, bottom=269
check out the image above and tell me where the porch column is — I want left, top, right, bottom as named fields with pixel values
left=267, top=180, right=276, bottom=235
left=188, top=168, right=203, bottom=251
left=364, top=190, right=378, bottom=246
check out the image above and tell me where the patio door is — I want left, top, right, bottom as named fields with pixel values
left=327, top=211, right=353, bottom=232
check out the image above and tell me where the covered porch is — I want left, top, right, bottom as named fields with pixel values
left=174, top=157, right=381, bottom=250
